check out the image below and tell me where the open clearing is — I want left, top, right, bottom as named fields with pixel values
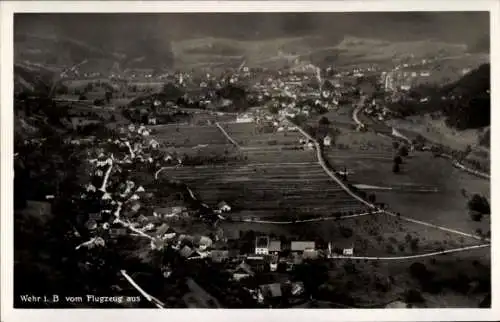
left=327, top=245, right=489, bottom=308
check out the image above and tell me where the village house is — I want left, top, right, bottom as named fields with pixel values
left=323, top=135, right=332, bottom=146
left=232, top=261, right=254, bottom=281
left=217, top=201, right=232, bottom=213
left=270, top=254, right=279, bottom=272
left=268, top=240, right=281, bottom=255
left=302, top=249, right=320, bottom=260
left=259, top=283, right=282, bottom=302
left=149, top=139, right=160, bottom=149
left=210, top=250, right=230, bottom=263
left=328, top=240, right=355, bottom=257
left=255, top=236, right=270, bottom=255
left=180, top=245, right=201, bottom=259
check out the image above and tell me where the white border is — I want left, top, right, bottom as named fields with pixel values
left=1, top=1, right=499, bottom=321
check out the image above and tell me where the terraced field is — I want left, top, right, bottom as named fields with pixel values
left=160, top=162, right=367, bottom=218
left=152, top=121, right=367, bottom=220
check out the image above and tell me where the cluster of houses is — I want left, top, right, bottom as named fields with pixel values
left=362, top=98, right=395, bottom=122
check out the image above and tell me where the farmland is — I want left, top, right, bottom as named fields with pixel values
left=323, top=129, right=490, bottom=237
left=152, top=122, right=368, bottom=221
left=160, top=161, right=367, bottom=218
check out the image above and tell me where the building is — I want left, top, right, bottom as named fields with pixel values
left=291, top=241, right=315, bottom=254
left=210, top=250, right=229, bottom=263
left=270, top=254, right=279, bottom=272
left=232, top=261, right=254, bottom=281
left=217, top=201, right=232, bottom=213
left=328, top=240, right=355, bottom=257
left=302, top=249, right=320, bottom=260
left=255, top=236, right=270, bottom=255
left=259, top=283, right=282, bottom=300
left=149, top=139, right=159, bottom=149
left=323, top=135, right=332, bottom=146
left=268, top=240, right=281, bottom=255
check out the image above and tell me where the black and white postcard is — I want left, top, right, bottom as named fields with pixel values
left=1, top=1, right=498, bottom=322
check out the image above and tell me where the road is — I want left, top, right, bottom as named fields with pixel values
left=329, top=243, right=490, bottom=260
left=215, top=122, right=242, bottom=149
left=236, top=210, right=384, bottom=224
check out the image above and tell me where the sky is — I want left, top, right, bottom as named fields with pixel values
left=15, top=12, right=489, bottom=48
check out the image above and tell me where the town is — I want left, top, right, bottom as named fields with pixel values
left=13, top=12, right=491, bottom=310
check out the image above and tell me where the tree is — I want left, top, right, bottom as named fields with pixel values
left=392, top=162, right=400, bottom=173
left=319, top=116, right=330, bottom=125
left=268, top=104, right=279, bottom=114
left=105, top=91, right=113, bottom=104
left=469, top=210, right=483, bottom=222
left=398, top=145, right=409, bottom=157
left=467, top=194, right=490, bottom=214
left=404, top=289, right=425, bottom=305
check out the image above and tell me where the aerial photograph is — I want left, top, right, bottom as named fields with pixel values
left=13, top=12, right=491, bottom=309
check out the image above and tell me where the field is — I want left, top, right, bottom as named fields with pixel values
left=294, top=212, right=485, bottom=257
left=162, top=161, right=367, bottom=218
left=151, top=120, right=490, bottom=261
left=152, top=122, right=367, bottom=220
left=220, top=122, right=304, bottom=148
left=153, top=124, right=232, bottom=148
left=325, top=246, right=490, bottom=308
left=324, top=129, right=490, bottom=237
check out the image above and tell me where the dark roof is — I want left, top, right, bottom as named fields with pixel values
left=179, top=245, right=194, bottom=258
left=233, top=262, right=254, bottom=275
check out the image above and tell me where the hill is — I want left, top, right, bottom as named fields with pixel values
left=441, top=63, right=490, bottom=130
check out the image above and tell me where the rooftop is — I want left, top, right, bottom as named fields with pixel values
left=291, top=241, right=315, bottom=251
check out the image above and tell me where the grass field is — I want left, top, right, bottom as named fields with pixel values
left=327, top=246, right=489, bottom=308
left=325, top=139, right=490, bottom=237
left=220, top=122, right=304, bottom=148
